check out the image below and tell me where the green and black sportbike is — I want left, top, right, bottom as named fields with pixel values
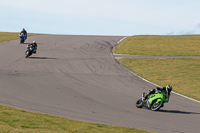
left=136, top=89, right=169, bottom=111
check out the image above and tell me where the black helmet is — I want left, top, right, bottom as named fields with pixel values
left=166, top=85, right=172, bottom=92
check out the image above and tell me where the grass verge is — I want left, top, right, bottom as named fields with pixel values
left=113, top=35, right=200, bottom=56
left=113, top=35, right=200, bottom=101
left=117, top=58, right=200, bottom=101
left=0, top=105, right=153, bottom=133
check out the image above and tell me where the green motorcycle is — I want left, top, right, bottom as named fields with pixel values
left=136, top=90, right=169, bottom=111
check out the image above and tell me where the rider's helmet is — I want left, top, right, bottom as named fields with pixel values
left=166, top=85, right=172, bottom=92
left=33, top=41, right=36, bottom=44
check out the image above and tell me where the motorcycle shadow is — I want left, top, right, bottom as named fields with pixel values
left=28, top=57, right=57, bottom=59
left=158, top=109, right=200, bottom=114
left=20, top=43, right=29, bottom=44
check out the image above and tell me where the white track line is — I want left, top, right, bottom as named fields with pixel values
left=111, top=36, right=200, bottom=103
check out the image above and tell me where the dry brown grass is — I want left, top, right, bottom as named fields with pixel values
left=0, top=32, right=38, bottom=43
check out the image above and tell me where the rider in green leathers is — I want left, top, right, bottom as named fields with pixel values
left=143, top=85, right=172, bottom=102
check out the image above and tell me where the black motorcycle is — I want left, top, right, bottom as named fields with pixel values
left=25, top=45, right=35, bottom=58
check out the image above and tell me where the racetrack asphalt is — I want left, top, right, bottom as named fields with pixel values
left=0, top=34, right=200, bottom=133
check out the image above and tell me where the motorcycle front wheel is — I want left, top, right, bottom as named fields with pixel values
left=150, top=100, right=163, bottom=111
left=25, top=51, right=29, bottom=58
left=136, top=98, right=143, bottom=108
left=20, top=39, right=24, bottom=44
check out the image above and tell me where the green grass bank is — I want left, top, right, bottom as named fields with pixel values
left=0, top=105, right=153, bottom=133
left=113, top=35, right=200, bottom=101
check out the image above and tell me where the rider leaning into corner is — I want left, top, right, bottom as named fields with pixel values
left=26, top=41, right=38, bottom=54
left=143, top=85, right=172, bottom=102
left=20, top=28, right=27, bottom=40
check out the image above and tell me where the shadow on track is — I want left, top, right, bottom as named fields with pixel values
left=19, top=43, right=29, bottom=45
left=28, top=57, right=57, bottom=59
left=21, top=43, right=45, bottom=45
left=158, top=109, right=200, bottom=114
left=21, top=43, right=30, bottom=44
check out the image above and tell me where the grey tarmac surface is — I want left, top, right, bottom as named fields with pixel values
left=0, top=34, right=200, bottom=133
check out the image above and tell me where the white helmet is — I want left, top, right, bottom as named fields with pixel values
left=33, top=41, right=36, bottom=43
